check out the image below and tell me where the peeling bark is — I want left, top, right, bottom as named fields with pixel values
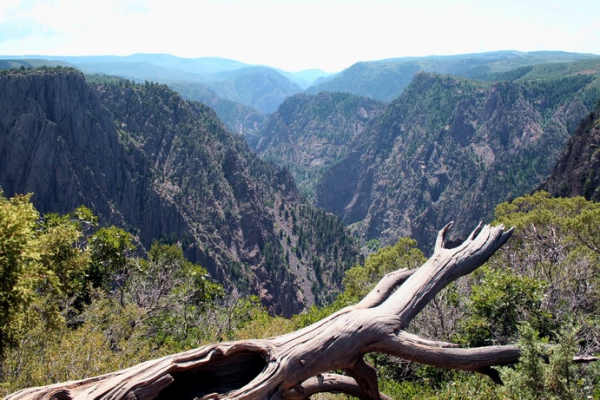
left=8, top=223, right=560, bottom=400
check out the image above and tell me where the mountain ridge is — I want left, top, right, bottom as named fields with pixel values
left=246, top=68, right=599, bottom=251
left=0, top=67, right=360, bottom=315
left=0, top=54, right=328, bottom=114
left=250, top=91, right=387, bottom=201
left=539, top=101, right=600, bottom=200
left=314, top=70, right=599, bottom=248
left=307, top=51, right=600, bottom=102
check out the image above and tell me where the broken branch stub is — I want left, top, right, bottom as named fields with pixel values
left=8, top=223, right=522, bottom=400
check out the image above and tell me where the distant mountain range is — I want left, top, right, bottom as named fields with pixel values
left=2, top=50, right=600, bottom=301
left=307, top=51, right=600, bottom=101
left=2, top=50, right=598, bottom=118
left=0, top=54, right=331, bottom=114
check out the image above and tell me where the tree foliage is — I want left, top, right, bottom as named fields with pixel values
left=398, top=191, right=600, bottom=398
left=2, top=191, right=600, bottom=399
left=336, top=191, right=600, bottom=398
left=342, top=237, right=425, bottom=301
left=490, top=191, right=600, bottom=353
left=0, top=193, right=41, bottom=358
left=0, top=193, right=227, bottom=396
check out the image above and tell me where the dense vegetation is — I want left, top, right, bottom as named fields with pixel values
left=338, top=191, right=600, bottom=398
left=314, top=69, right=600, bottom=250
left=540, top=100, right=600, bottom=201
left=1, top=191, right=598, bottom=398
left=0, top=192, right=240, bottom=394
left=0, top=67, right=362, bottom=316
left=88, top=76, right=362, bottom=311
left=251, top=92, right=386, bottom=201
left=2, top=59, right=600, bottom=398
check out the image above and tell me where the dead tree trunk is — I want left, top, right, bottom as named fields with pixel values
left=8, top=223, right=523, bottom=400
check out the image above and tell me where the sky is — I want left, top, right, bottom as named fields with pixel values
left=0, top=0, right=599, bottom=72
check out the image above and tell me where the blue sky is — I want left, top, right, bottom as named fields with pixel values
left=1, top=0, right=599, bottom=72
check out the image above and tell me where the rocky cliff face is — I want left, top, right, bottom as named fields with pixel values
left=539, top=102, right=600, bottom=200
left=0, top=68, right=359, bottom=315
left=314, top=72, right=597, bottom=250
left=0, top=68, right=145, bottom=227
left=250, top=92, right=386, bottom=201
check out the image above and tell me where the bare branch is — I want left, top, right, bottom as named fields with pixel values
left=344, top=356, right=380, bottom=399
left=282, top=374, right=393, bottom=400
left=354, top=268, right=415, bottom=309
left=367, top=330, right=521, bottom=372
left=573, top=355, right=599, bottom=363
left=379, top=223, right=514, bottom=325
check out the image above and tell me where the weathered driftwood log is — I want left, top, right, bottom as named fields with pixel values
left=9, top=223, right=526, bottom=399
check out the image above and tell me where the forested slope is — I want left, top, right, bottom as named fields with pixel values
left=2, top=66, right=600, bottom=400
left=539, top=100, right=600, bottom=200
left=0, top=67, right=360, bottom=315
left=250, top=92, right=387, bottom=201
left=307, top=51, right=600, bottom=101
left=314, top=71, right=600, bottom=249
